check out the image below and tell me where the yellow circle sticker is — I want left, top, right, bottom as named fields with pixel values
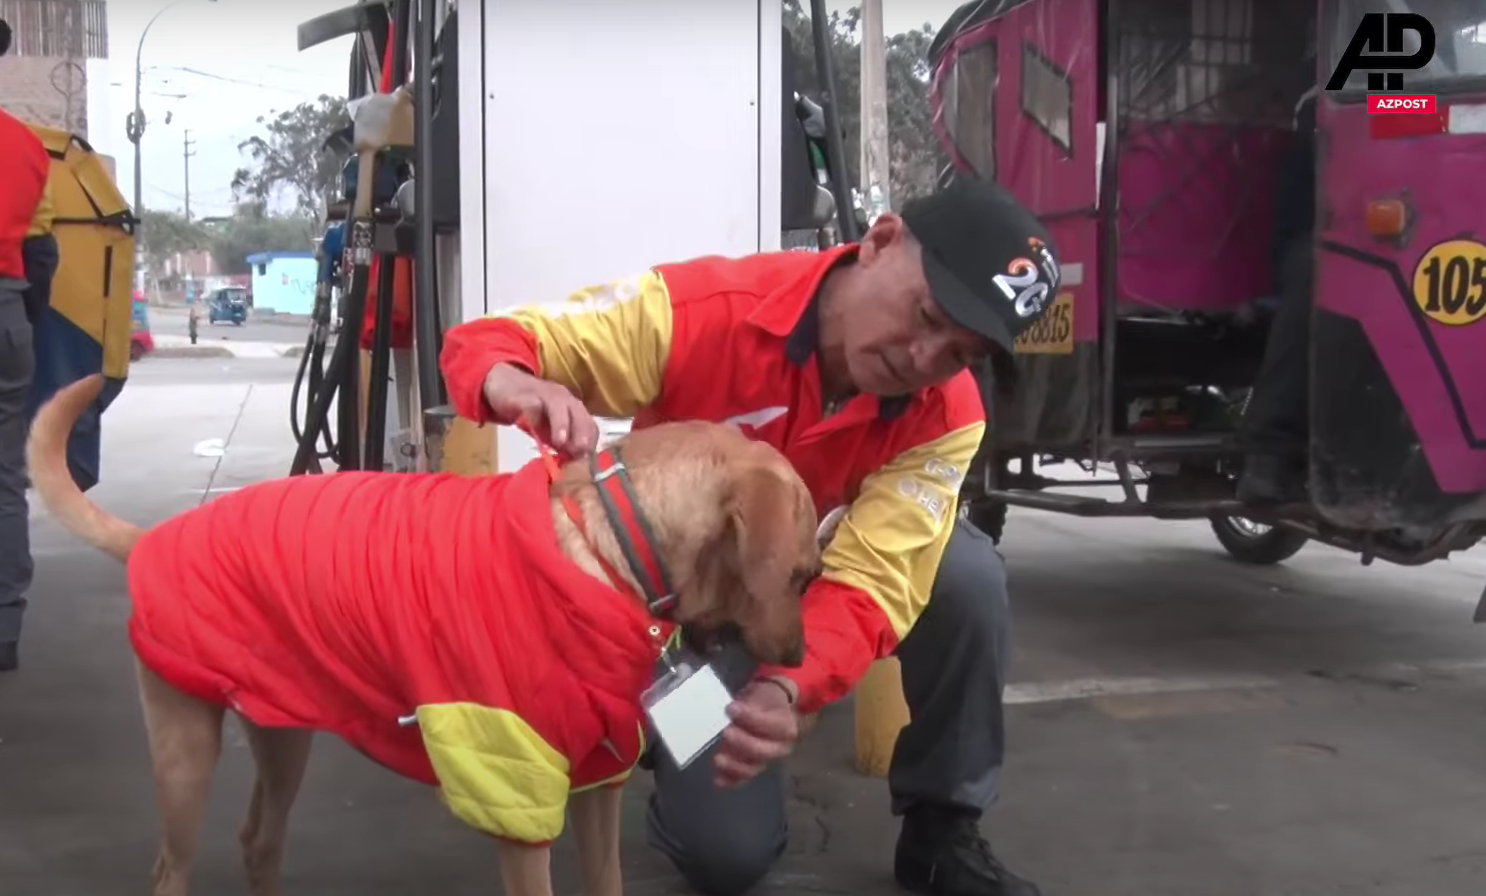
left=1412, top=239, right=1486, bottom=326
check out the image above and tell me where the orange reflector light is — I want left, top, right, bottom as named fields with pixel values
left=1366, top=199, right=1407, bottom=237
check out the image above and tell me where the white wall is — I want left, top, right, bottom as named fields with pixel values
left=457, top=0, right=782, bottom=471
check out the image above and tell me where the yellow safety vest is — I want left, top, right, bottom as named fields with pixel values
left=27, top=178, right=55, bottom=237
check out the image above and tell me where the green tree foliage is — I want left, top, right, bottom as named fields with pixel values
left=137, top=206, right=313, bottom=278
left=230, top=94, right=348, bottom=219
left=784, top=0, right=948, bottom=206
left=207, top=202, right=316, bottom=276
left=139, top=209, right=209, bottom=275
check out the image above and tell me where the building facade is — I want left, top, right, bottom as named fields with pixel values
left=0, top=0, right=107, bottom=135
left=246, top=252, right=318, bottom=316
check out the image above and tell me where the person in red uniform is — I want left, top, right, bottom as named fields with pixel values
left=0, top=17, right=52, bottom=672
left=440, top=178, right=1059, bottom=896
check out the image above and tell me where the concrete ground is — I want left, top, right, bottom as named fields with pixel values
left=149, top=304, right=314, bottom=347
left=6, top=357, right=1486, bottom=895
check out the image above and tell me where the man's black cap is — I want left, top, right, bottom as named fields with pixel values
left=901, top=177, right=1061, bottom=352
left=0, top=20, right=11, bottom=58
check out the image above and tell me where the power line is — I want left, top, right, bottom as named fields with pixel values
left=147, top=65, right=306, bottom=95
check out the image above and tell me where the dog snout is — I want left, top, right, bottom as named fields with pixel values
left=774, top=633, right=806, bottom=668
left=751, top=615, right=805, bottom=668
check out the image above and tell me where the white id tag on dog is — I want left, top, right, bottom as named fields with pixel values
left=642, top=663, right=733, bottom=770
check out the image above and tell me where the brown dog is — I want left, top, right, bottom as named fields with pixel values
left=27, top=376, right=820, bottom=896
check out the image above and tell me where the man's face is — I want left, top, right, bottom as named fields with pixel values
left=842, top=215, right=992, bottom=396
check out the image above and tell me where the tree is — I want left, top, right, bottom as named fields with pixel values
left=231, top=94, right=349, bottom=219
left=208, top=202, right=317, bottom=276
left=783, top=1, right=949, bottom=207
left=139, top=209, right=211, bottom=278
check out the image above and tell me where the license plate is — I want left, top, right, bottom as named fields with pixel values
left=1013, top=291, right=1074, bottom=355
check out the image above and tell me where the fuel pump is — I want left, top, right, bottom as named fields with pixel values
left=290, top=0, right=448, bottom=476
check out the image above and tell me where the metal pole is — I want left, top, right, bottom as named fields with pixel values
left=130, top=0, right=213, bottom=297
left=413, top=0, right=444, bottom=413
left=183, top=129, right=194, bottom=221
left=808, top=0, right=860, bottom=242
left=859, top=0, right=890, bottom=217
left=132, top=23, right=148, bottom=296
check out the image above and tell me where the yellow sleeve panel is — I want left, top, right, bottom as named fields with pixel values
left=416, top=702, right=572, bottom=844
left=493, top=270, right=675, bottom=419
left=27, top=178, right=55, bottom=237
left=821, top=420, right=986, bottom=638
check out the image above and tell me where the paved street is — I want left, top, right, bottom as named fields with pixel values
left=4, top=356, right=1486, bottom=895
left=147, top=304, right=315, bottom=348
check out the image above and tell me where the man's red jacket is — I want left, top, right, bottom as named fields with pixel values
left=127, top=459, right=656, bottom=845
left=440, top=246, right=987, bottom=714
left=0, top=109, right=49, bottom=279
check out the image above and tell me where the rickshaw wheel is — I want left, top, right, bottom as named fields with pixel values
left=963, top=498, right=1007, bottom=544
left=1208, top=514, right=1308, bottom=565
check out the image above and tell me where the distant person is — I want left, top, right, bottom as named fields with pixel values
left=0, top=17, right=53, bottom=671
left=1238, top=84, right=1318, bottom=504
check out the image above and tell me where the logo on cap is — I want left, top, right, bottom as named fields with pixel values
left=993, top=237, right=1060, bottom=319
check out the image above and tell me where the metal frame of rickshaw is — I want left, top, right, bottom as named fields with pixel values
left=954, top=0, right=1486, bottom=569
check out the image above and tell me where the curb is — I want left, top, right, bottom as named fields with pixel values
left=148, top=346, right=236, bottom=360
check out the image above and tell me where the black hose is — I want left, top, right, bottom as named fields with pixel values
left=413, top=0, right=445, bottom=413
left=288, top=291, right=338, bottom=466
left=294, top=241, right=371, bottom=475
left=808, top=0, right=860, bottom=243
left=364, top=251, right=397, bottom=470
left=390, top=0, right=412, bottom=85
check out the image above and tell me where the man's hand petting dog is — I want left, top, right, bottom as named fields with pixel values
left=715, top=677, right=800, bottom=787
left=484, top=362, right=601, bottom=458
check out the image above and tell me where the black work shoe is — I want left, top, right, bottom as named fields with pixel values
left=1236, top=453, right=1305, bottom=505
left=894, top=811, right=1041, bottom=896
left=0, top=641, right=17, bottom=673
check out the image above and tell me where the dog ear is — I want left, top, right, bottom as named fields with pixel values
left=713, top=465, right=811, bottom=667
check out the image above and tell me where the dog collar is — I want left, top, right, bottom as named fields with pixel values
left=588, top=446, right=678, bottom=619
left=528, top=431, right=678, bottom=622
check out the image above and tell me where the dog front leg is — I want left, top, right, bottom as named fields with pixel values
left=570, top=785, right=624, bottom=896
left=495, top=839, right=555, bottom=896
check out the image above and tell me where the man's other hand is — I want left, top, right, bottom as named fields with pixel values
left=714, top=678, right=799, bottom=788
left=483, top=362, right=600, bottom=458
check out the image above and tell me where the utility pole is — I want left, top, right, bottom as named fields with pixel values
left=183, top=129, right=195, bottom=221
left=859, top=0, right=890, bottom=221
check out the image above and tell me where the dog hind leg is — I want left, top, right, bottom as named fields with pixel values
left=570, top=785, right=625, bottom=896
left=237, top=721, right=313, bottom=896
left=135, top=661, right=226, bottom=896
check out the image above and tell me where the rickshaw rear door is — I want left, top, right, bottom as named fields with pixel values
left=992, top=0, right=1101, bottom=355
left=1312, top=2, right=1486, bottom=526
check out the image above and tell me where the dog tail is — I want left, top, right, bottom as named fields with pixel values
left=26, top=375, right=145, bottom=563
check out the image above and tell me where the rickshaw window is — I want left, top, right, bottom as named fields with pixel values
left=1021, top=42, right=1073, bottom=154
left=1326, top=0, right=1486, bottom=96
left=943, top=40, right=998, bottom=179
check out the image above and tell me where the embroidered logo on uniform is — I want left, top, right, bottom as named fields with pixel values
left=897, top=476, right=950, bottom=523
left=507, top=273, right=652, bottom=319
left=922, top=457, right=965, bottom=489
left=723, top=406, right=789, bottom=432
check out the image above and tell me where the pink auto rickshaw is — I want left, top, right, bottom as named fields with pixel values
left=930, top=0, right=1486, bottom=603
